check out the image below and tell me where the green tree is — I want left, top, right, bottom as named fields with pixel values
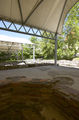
left=62, top=2, right=79, bottom=59
left=66, top=26, right=79, bottom=55
left=40, top=36, right=55, bottom=59
left=64, top=2, right=79, bottom=34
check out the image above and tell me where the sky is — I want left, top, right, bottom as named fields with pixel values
left=0, top=34, right=33, bottom=44
left=0, top=20, right=40, bottom=42
left=0, top=29, right=31, bottom=40
left=0, top=20, right=32, bottom=41
left=0, top=20, right=41, bottom=42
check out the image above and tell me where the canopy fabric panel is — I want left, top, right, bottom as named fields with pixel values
left=0, top=35, right=33, bottom=44
left=0, top=0, right=78, bottom=34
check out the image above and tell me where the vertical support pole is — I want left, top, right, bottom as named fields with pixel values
left=21, top=44, right=23, bottom=61
left=54, top=0, right=67, bottom=66
left=16, top=50, right=18, bottom=61
left=33, top=44, right=35, bottom=61
left=55, top=33, right=57, bottom=65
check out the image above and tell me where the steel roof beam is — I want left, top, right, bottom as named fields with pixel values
left=56, top=0, right=68, bottom=34
left=0, top=22, right=55, bottom=40
left=18, top=0, right=23, bottom=24
left=24, top=0, right=44, bottom=25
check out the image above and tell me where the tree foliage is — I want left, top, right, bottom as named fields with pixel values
left=64, top=2, right=79, bottom=34
left=62, top=2, right=79, bottom=59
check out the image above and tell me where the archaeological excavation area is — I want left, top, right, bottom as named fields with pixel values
left=0, top=0, right=79, bottom=120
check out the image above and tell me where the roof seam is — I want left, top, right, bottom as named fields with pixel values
left=56, top=0, right=68, bottom=34
left=23, top=0, right=44, bottom=25
left=18, top=0, right=23, bottom=24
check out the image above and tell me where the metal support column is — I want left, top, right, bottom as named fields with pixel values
left=55, top=34, right=57, bottom=65
left=21, top=44, right=23, bottom=61
left=16, top=50, right=18, bottom=61
left=33, top=45, right=35, bottom=61
left=54, top=0, right=67, bottom=66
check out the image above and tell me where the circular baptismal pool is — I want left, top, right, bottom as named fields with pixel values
left=0, top=82, right=69, bottom=120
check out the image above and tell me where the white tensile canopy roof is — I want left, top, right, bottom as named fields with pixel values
left=0, top=0, right=78, bottom=65
left=0, top=0, right=78, bottom=34
left=0, top=35, right=35, bottom=60
left=0, top=35, right=33, bottom=44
